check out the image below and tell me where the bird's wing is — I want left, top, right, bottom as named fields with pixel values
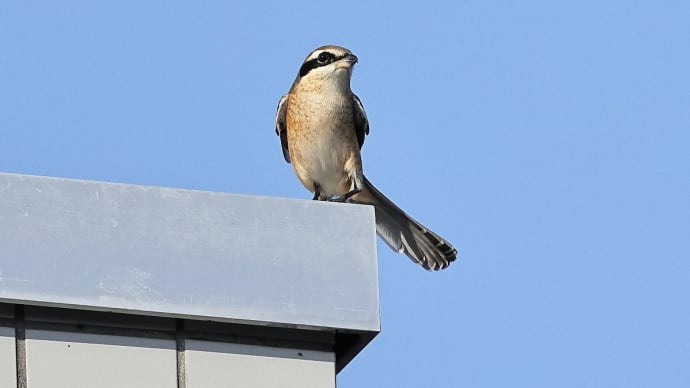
left=353, top=93, right=370, bottom=149
left=275, top=94, right=290, bottom=163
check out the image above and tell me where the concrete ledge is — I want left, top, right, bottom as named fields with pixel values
left=0, top=172, right=380, bottom=372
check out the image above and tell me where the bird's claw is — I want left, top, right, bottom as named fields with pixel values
left=328, top=188, right=361, bottom=203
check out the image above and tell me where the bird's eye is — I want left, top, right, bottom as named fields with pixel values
left=317, top=52, right=332, bottom=64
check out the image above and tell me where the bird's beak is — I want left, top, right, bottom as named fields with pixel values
left=336, top=53, right=358, bottom=69
left=346, top=53, right=358, bottom=64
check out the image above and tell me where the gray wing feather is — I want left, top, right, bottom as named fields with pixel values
left=275, top=94, right=290, bottom=163
left=352, top=94, right=369, bottom=149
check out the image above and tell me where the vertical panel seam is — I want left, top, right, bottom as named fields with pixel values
left=15, top=305, right=26, bottom=388
left=176, top=319, right=186, bottom=388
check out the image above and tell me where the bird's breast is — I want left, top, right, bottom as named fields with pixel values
left=285, top=92, right=360, bottom=196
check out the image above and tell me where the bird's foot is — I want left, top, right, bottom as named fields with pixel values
left=329, top=188, right=361, bottom=203
left=312, top=183, right=328, bottom=201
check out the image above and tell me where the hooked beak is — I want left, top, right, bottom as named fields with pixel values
left=345, top=53, right=358, bottom=64
left=336, top=53, right=358, bottom=69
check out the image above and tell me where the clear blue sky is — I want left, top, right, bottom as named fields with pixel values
left=2, top=2, right=688, bottom=387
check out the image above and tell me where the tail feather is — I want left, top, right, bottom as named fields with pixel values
left=350, top=176, right=457, bottom=270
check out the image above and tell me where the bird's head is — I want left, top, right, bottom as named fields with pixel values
left=295, top=45, right=358, bottom=89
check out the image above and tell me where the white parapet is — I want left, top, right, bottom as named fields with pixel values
left=0, top=172, right=380, bottom=387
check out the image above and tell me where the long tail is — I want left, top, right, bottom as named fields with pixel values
left=349, top=176, right=457, bottom=270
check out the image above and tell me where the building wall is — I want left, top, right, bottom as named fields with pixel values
left=0, top=325, right=335, bottom=388
left=0, top=326, right=17, bottom=388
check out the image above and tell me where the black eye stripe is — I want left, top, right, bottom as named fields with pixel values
left=298, top=52, right=347, bottom=77
left=317, top=52, right=332, bottom=63
left=299, top=58, right=321, bottom=77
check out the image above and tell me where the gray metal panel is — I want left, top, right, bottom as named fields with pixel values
left=25, top=330, right=177, bottom=388
left=186, top=340, right=334, bottom=388
left=0, top=326, right=16, bottom=388
left=0, top=172, right=379, bottom=332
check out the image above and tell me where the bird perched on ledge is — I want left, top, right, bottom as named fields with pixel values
left=275, top=45, right=457, bottom=270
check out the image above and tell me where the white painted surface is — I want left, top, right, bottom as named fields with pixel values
left=25, top=330, right=176, bottom=388
left=186, top=340, right=335, bottom=388
left=0, top=327, right=16, bottom=388
left=0, top=172, right=379, bottom=333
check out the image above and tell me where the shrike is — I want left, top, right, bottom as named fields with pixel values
left=275, top=45, right=457, bottom=270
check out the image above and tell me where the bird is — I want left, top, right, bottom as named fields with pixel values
left=275, top=45, right=457, bottom=271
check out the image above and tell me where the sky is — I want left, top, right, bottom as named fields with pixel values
left=1, top=1, right=689, bottom=387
